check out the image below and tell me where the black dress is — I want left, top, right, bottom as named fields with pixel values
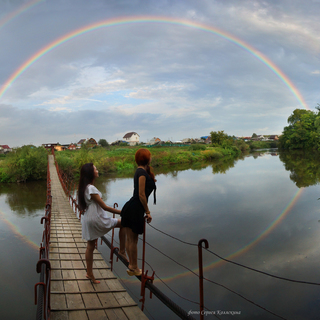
left=121, top=168, right=156, bottom=234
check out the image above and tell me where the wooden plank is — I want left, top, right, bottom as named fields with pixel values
left=105, top=308, right=129, bottom=320
left=87, top=310, right=109, bottom=320
left=51, top=280, right=64, bottom=292
left=122, top=306, right=149, bottom=320
left=82, top=293, right=103, bottom=308
left=66, top=293, right=85, bottom=309
left=97, top=292, right=119, bottom=308
left=50, top=310, right=69, bottom=320
left=68, top=310, right=88, bottom=320
left=114, top=292, right=135, bottom=306
left=51, top=293, right=67, bottom=309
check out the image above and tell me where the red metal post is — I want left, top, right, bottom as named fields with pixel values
left=109, top=203, right=118, bottom=270
left=198, top=239, right=209, bottom=320
left=139, top=217, right=154, bottom=311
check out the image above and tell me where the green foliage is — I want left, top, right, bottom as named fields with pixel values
left=189, top=144, right=206, bottom=151
left=279, top=108, right=320, bottom=150
left=210, top=130, right=230, bottom=146
left=98, top=139, right=109, bottom=147
left=0, top=146, right=48, bottom=182
left=201, top=149, right=223, bottom=160
left=248, top=140, right=279, bottom=150
left=278, top=150, right=320, bottom=187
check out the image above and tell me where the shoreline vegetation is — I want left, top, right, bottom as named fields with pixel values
left=0, top=136, right=278, bottom=183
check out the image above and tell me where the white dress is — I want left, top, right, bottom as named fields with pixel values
left=81, top=184, right=118, bottom=241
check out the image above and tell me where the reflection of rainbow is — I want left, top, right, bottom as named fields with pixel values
left=126, top=188, right=305, bottom=284
left=0, top=0, right=44, bottom=30
left=0, top=16, right=309, bottom=110
left=0, top=210, right=39, bottom=251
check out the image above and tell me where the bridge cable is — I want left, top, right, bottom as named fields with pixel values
left=138, top=235, right=288, bottom=320
left=149, top=223, right=320, bottom=286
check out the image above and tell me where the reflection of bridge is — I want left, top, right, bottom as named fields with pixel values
left=34, top=154, right=197, bottom=320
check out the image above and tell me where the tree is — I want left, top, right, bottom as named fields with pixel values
left=210, top=130, right=233, bottom=148
left=98, top=139, right=109, bottom=147
left=279, top=108, right=320, bottom=149
left=251, top=133, right=257, bottom=138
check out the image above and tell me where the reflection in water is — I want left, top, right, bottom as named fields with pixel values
left=279, top=150, right=320, bottom=188
left=0, top=180, right=47, bottom=215
left=1, top=151, right=320, bottom=319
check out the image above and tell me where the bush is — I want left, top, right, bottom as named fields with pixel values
left=189, top=144, right=206, bottom=151
left=201, top=149, right=223, bottom=160
left=0, top=146, right=48, bottom=182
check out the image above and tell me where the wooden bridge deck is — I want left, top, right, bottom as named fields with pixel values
left=48, top=155, right=148, bottom=320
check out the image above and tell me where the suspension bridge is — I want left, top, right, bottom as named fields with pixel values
left=34, top=151, right=318, bottom=320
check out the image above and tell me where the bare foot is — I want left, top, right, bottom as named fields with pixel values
left=86, top=274, right=100, bottom=284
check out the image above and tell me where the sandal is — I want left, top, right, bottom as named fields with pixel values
left=126, top=268, right=142, bottom=276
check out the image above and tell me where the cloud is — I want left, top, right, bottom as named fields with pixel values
left=0, top=0, right=319, bottom=146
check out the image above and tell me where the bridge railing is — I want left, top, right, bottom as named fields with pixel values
left=53, top=153, right=198, bottom=320
left=34, top=155, right=52, bottom=320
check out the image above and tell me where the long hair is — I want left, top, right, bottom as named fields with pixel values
left=135, top=148, right=156, bottom=182
left=78, top=163, right=95, bottom=211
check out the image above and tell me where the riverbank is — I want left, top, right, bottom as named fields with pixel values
left=0, top=141, right=278, bottom=182
left=55, top=144, right=244, bottom=179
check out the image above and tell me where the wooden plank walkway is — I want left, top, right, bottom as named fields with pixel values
left=48, top=155, right=148, bottom=320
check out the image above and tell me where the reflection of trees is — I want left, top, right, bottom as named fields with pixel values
left=278, top=150, right=320, bottom=188
left=211, top=156, right=238, bottom=174
left=0, top=181, right=47, bottom=215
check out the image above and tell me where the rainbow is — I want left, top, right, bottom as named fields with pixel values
left=0, top=16, right=309, bottom=110
left=0, top=0, right=44, bottom=30
left=0, top=209, right=39, bottom=251
left=123, top=188, right=305, bottom=284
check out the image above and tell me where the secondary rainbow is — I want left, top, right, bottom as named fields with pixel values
left=0, top=0, right=44, bottom=30
left=0, top=210, right=39, bottom=251
left=0, top=16, right=309, bottom=110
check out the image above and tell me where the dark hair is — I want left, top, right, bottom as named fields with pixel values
left=78, top=163, right=95, bottom=211
left=135, top=148, right=156, bottom=182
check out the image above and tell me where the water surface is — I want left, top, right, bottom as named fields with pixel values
left=1, top=152, right=320, bottom=319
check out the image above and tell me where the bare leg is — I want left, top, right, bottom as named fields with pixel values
left=85, top=240, right=100, bottom=284
left=126, top=228, right=139, bottom=271
left=115, top=219, right=128, bottom=262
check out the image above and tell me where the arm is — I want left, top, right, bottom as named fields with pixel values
left=91, top=194, right=121, bottom=215
left=138, top=175, right=152, bottom=223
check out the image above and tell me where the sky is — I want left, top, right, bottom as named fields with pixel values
left=0, top=0, right=320, bottom=147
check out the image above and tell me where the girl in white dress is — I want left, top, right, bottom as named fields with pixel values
left=78, top=163, right=127, bottom=284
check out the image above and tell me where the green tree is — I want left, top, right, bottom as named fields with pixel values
left=98, top=139, right=109, bottom=147
left=279, top=108, right=320, bottom=150
left=252, top=133, right=257, bottom=138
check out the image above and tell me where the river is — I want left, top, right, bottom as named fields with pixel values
left=0, top=150, right=320, bottom=320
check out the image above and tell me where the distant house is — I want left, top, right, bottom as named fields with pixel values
left=77, top=138, right=98, bottom=148
left=182, top=138, right=191, bottom=144
left=201, top=136, right=209, bottom=140
left=205, top=136, right=211, bottom=144
left=149, top=137, right=161, bottom=145
left=268, top=135, right=279, bottom=141
left=54, top=145, right=65, bottom=152
left=1, top=145, right=12, bottom=153
left=123, top=132, right=140, bottom=146
left=42, top=143, right=58, bottom=150
left=68, top=144, right=77, bottom=150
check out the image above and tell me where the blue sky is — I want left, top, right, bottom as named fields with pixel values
left=0, top=0, right=320, bottom=146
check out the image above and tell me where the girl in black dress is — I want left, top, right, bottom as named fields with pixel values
left=121, top=148, right=156, bottom=276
